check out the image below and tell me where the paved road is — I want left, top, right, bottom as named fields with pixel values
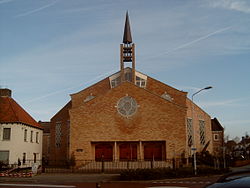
left=0, top=182, right=213, bottom=188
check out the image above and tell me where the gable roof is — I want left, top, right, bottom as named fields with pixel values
left=211, top=118, right=224, bottom=131
left=0, top=96, right=42, bottom=129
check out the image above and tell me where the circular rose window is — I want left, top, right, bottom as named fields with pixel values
left=117, top=96, right=138, bottom=117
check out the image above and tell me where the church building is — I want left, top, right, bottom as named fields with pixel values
left=49, top=13, right=218, bottom=166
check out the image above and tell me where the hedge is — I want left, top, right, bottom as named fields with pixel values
left=120, top=167, right=230, bottom=180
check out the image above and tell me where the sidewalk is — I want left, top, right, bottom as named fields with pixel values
left=230, top=164, right=250, bottom=172
left=0, top=173, right=222, bottom=185
left=0, top=173, right=120, bottom=184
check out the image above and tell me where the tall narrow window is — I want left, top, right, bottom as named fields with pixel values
left=23, top=153, right=26, bottom=164
left=24, top=129, right=27, bottom=142
left=36, top=132, right=39, bottom=143
left=3, top=128, right=11, bottom=140
left=55, top=122, right=62, bottom=148
left=30, top=131, right=33, bottom=142
left=199, top=120, right=206, bottom=145
left=33, top=153, right=37, bottom=163
left=187, top=118, right=193, bottom=147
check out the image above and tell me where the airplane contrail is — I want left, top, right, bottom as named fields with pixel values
left=23, top=69, right=116, bottom=104
left=163, top=26, right=232, bottom=55
left=14, top=0, right=59, bottom=18
left=144, top=26, right=232, bottom=60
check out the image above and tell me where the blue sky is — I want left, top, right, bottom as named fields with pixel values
left=0, top=0, right=249, bottom=139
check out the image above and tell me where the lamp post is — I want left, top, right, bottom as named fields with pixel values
left=191, top=86, right=212, bottom=175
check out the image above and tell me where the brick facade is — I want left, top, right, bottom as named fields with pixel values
left=211, top=118, right=224, bottom=157
left=47, top=14, right=221, bottom=165
left=48, top=74, right=216, bottom=164
left=70, top=81, right=187, bottom=161
left=50, top=102, right=71, bottom=162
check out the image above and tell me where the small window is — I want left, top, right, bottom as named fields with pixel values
left=84, top=94, right=95, bottom=103
left=24, top=129, right=27, bottom=142
left=0, top=151, right=9, bottom=164
left=135, top=76, right=146, bottom=88
left=30, top=131, right=33, bottom=142
left=111, top=76, right=121, bottom=88
left=33, top=153, right=37, bottom=163
left=36, top=132, right=39, bottom=143
left=3, top=128, right=11, bottom=140
left=161, top=92, right=173, bottom=101
left=214, top=134, right=219, bottom=141
left=23, top=153, right=26, bottom=164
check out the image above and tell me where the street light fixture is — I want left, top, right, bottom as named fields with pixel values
left=192, top=86, right=212, bottom=101
left=191, top=86, right=212, bottom=175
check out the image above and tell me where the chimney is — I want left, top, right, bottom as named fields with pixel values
left=0, top=88, right=12, bottom=97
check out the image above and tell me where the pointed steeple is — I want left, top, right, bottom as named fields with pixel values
left=120, top=11, right=135, bottom=84
left=123, top=11, right=132, bottom=44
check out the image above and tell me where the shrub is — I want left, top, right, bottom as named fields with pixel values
left=120, top=167, right=230, bottom=181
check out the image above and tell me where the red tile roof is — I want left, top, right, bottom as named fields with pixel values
left=0, top=96, right=42, bottom=129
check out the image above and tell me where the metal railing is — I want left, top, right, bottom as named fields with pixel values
left=44, top=159, right=185, bottom=173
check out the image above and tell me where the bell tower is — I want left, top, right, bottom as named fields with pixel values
left=120, top=11, right=135, bottom=83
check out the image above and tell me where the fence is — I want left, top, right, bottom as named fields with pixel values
left=0, top=159, right=42, bottom=170
left=44, top=159, right=185, bottom=173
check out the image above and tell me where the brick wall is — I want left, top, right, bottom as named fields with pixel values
left=50, top=102, right=71, bottom=162
left=70, top=81, right=187, bottom=162
left=49, top=75, right=216, bottom=163
left=186, top=99, right=213, bottom=154
left=212, top=131, right=224, bottom=157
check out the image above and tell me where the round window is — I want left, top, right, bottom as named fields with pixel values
left=117, top=96, right=137, bottom=117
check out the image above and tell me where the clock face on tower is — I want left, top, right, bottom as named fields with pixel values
left=117, top=96, right=138, bottom=117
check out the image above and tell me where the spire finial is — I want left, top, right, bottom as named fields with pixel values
left=123, top=11, right=132, bottom=44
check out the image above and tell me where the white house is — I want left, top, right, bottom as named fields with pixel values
left=0, top=88, right=43, bottom=167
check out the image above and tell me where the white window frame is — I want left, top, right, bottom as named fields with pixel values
left=36, top=132, right=39, bottom=143
left=24, top=129, right=27, bottom=142
left=30, top=130, right=33, bottom=142
left=214, top=134, right=219, bottom=141
left=3, top=128, right=11, bottom=140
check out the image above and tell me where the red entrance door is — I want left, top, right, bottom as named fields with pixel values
left=95, top=143, right=113, bottom=161
left=144, top=142, right=164, bottom=161
left=119, top=143, right=137, bottom=160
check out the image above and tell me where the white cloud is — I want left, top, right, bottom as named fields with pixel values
left=208, top=0, right=250, bottom=14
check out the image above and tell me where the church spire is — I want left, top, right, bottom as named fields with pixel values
left=120, top=11, right=136, bottom=84
left=123, top=11, right=132, bottom=44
